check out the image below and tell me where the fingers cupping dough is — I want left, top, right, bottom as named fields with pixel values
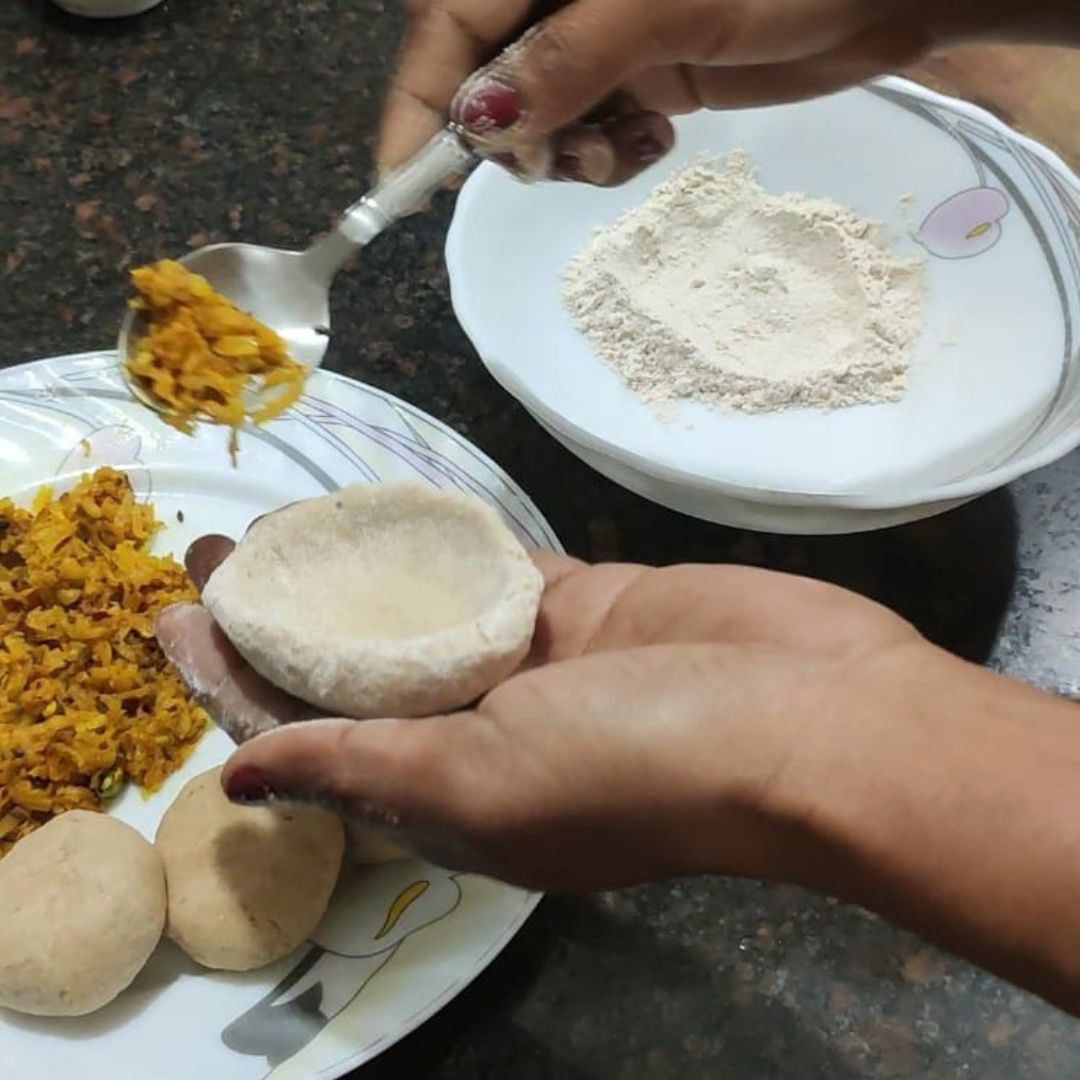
left=155, top=604, right=314, bottom=742
left=185, top=534, right=236, bottom=593
left=528, top=562, right=649, bottom=664
left=0, top=812, right=165, bottom=1017
left=535, top=561, right=920, bottom=660
left=529, top=548, right=586, bottom=589
left=224, top=717, right=453, bottom=829
left=156, top=767, right=344, bottom=972
left=346, top=821, right=412, bottom=865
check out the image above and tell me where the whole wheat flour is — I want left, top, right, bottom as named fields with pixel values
left=562, top=152, right=926, bottom=412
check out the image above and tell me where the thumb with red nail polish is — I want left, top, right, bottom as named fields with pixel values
left=215, top=630, right=816, bottom=895
left=220, top=713, right=496, bottom=875
left=450, top=61, right=552, bottom=182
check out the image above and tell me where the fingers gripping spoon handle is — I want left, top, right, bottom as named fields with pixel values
left=119, top=127, right=477, bottom=399
left=302, top=128, right=477, bottom=285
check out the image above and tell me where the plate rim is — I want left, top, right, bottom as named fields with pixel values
left=0, top=349, right=566, bottom=554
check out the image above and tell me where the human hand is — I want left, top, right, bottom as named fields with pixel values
left=378, top=0, right=984, bottom=186
left=157, top=528, right=926, bottom=891
left=159, top=514, right=1080, bottom=1010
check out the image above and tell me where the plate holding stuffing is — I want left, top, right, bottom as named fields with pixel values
left=201, top=482, right=545, bottom=718
left=0, top=349, right=560, bottom=1080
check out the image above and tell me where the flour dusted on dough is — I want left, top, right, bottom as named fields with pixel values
left=562, top=152, right=926, bottom=412
left=201, top=483, right=544, bottom=720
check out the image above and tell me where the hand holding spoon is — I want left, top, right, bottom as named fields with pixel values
left=118, top=128, right=476, bottom=407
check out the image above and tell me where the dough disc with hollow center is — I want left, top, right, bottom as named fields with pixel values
left=201, top=482, right=545, bottom=718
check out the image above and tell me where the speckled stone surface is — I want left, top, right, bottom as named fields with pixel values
left=3, top=2, right=1080, bottom=1076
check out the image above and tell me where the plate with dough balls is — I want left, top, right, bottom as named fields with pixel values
left=0, top=350, right=559, bottom=1080
left=447, top=76, right=1080, bottom=534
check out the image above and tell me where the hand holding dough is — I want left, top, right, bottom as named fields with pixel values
left=200, top=483, right=545, bottom=718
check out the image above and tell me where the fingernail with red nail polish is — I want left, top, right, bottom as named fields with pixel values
left=225, top=764, right=273, bottom=803
left=631, top=133, right=665, bottom=163
left=458, top=78, right=522, bottom=135
left=554, top=153, right=585, bottom=182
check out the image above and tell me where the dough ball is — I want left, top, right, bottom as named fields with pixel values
left=0, top=810, right=165, bottom=1017
left=202, top=482, right=545, bottom=719
left=156, top=767, right=344, bottom=971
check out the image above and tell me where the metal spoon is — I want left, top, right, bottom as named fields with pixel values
left=118, top=128, right=476, bottom=408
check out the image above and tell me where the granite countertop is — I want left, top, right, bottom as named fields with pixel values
left=2, top=2, right=1079, bottom=1076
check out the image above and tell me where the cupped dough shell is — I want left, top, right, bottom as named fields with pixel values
left=201, top=482, right=545, bottom=718
left=156, top=767, right=344, bottom=971
left=0, top=810, right=166, bottom=1017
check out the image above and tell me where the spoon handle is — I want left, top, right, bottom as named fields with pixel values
left=363, top=127, right=476, bottom=224
left=303, top=128, right=476, bottom=281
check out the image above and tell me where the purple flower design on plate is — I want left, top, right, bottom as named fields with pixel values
left=916, top=187, right=1010, bottom=259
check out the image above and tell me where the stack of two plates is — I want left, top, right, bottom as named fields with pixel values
left=445, top=77, right=1080, bottom=535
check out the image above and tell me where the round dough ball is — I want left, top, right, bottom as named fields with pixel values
left=0, top=810, right=165, bottom=1017
left=157, top=767, right=344, bottom=972
left=201, top=482, right=545, bottom=719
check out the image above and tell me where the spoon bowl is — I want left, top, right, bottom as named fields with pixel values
left=119, top=243, right=336, bottom=415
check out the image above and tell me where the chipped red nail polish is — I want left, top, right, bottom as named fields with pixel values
left=631, top=132, right=665, bottom=163
left=458, top=79, right=522, bottom=134
left=554, top=153, right=585, bottom=182
left=225, top=764, right=273, bottom=803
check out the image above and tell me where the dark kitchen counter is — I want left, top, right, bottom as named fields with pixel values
left=3, top=2, right=1079, bottom=1075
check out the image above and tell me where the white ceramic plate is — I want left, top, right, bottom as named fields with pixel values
left=447, top=77, right=1080, bottom=531
left=0, top=351, right=561, bottom=1080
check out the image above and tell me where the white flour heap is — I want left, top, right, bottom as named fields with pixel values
left=562, top=152, right=926, bottom=413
